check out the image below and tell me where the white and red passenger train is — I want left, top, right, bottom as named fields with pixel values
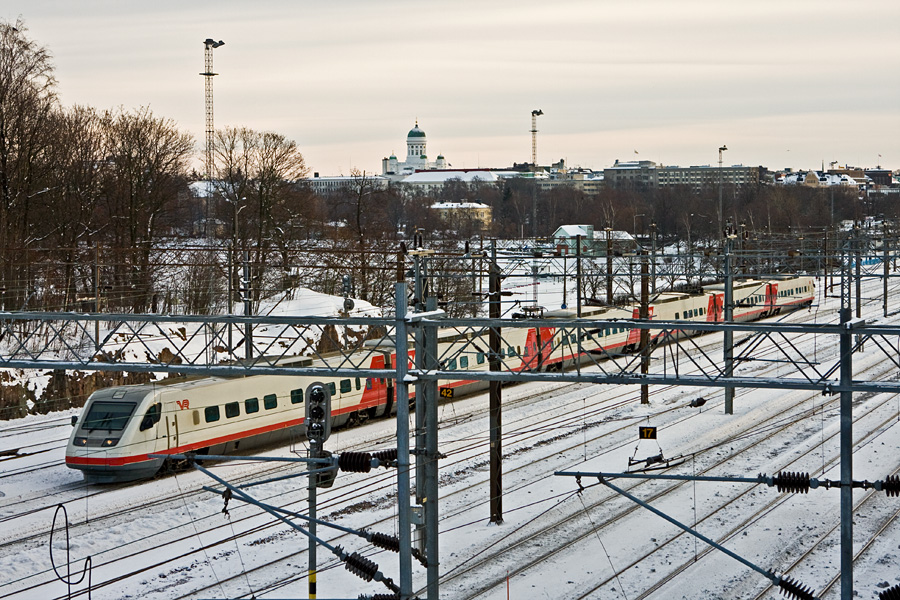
left=66, top=276, right=814, bottom=482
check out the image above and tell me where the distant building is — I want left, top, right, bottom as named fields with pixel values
left=536, top=161, right=604, bottom=194
left=656, top=164, right=763, bottom=189
left=603, top=160, right=659, bottom=189
left=552, top=224, right=594, bottom=254
left=551, top=224, right=633, bottom=256
left=777, top=170, right=865, bottom=190
left=381, top=121, right=449, bottom=181
left=430, top=201, right=492, bottom=231
left=603, top=160, right=763, bottom=190
left=303, top=173, right=390, bottom=195
left=400, top=169, right=503, bottom=193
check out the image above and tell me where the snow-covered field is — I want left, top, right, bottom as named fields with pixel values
left=2, top=269, right=900, bottom=600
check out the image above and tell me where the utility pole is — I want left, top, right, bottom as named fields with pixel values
left=242, top=250, right=252, bottom=360
left=575, top=234, right=583, bottom=317
left=884, top=229, right=890, bottom=318
left=606, top=227, right=613, bottom=304
left=724, top=228, right=735, bottom=414
left=200, top=38, right=224, bottom=237
left=839, top=236, right=855, bottom=600
left=423, top=295, right=440, bottom=600
left=413, top=252, right=426, bottom=557
left=489, top=240, right=503, bottom=524
left=94, top=243, right=100, bottom=351
left=394, top=283, right=414, bottom=599
left=650, top=221, right=658, bottom=294
left=640, top=250, right=650, bottom=404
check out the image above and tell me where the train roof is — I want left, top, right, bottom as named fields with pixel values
left=649, top=292, right=692, bottom=304
left=702, top=279, right=769, bottom=292
left=543, top=304, right=631, bottom=319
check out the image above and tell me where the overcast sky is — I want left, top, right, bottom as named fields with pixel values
left=5, top=1, right=899, bottom=176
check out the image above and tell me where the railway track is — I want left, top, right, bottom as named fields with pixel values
left=573, top=395, right=900, bottom=600
left=175, top=307, right=865, bottom=599
left=445, top=381, right=899, bottom=599
left=3, top=277, right=894, bottom=599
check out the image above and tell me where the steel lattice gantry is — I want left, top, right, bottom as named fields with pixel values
left=1, top=310, right=899, bottom=395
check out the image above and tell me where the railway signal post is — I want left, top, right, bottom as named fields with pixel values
left=305, top=382, right=332, bottom=599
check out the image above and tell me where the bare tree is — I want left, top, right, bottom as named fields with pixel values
left=99, top=106, right=194, bottom=311
left=0, top=19, right=57, bottom=307
left=37, top=105, right=105, bottom=308
left=212, top=126, right=308, bottom=307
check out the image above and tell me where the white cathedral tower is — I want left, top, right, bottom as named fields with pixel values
left=382, top=120, right=448, bottom=180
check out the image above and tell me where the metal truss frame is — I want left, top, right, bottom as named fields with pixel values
left=0, top=310, right=897, bottom=396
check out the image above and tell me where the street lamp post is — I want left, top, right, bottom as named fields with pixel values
left=718, top=145, right=727, bottom=238
left=633, top=213, right=645, bottom=252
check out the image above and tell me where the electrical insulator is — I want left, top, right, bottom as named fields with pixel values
left=339, top=452, right=373, bottom=473
left=344, top=551, right=378, bottom=581
left=774, top=471, right=811, bottom=494
left=879, top=582, right=900, bottom=600
left=778, top=576, right=815, bottom=600
left=305, top=382, right=331, bottom=445
left=369, top=531, right=401, bottom=553
left=883, top=474, right=900, bottom=497
left=372, top=448, right=398, bottom=462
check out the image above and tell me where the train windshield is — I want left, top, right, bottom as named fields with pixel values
left=82, top=401, right=137, bottom=432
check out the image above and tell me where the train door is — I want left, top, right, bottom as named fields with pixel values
left=765, top=283, right=778, bottom=316
left=524, top=328, right=541, bottom=371
left=166, top=397, right=190, bottom=451
left=707, top=293, right=724, bottom=322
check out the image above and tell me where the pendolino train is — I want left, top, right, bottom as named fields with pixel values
left=66, top=275, right=814, bottom=483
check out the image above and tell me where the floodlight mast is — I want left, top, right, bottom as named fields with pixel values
left=201, top=38, right=224, bottom=237
left=531, top=109, right=543, bottom=167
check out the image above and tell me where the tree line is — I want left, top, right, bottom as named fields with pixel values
left=1, top=19, right=880, bottom=321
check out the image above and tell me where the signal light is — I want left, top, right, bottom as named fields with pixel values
left=305, top=382, right=332, bottom=446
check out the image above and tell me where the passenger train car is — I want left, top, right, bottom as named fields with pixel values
left=66, top=275, right=814, bottom=483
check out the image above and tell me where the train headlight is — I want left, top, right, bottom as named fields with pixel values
left=101, top=438, right=120, bottom=447
left=74, top=437, right=88, bottom=446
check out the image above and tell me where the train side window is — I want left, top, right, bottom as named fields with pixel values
left=449, top=358, right=457, bottom=370
left=507, top=346, right=516, bottom=356
left=675, top=312, right=680, bottom=319
left=205, top=406, right=220, bottom=423
left=290, top=389, right=303, bottom=404
left=328, top=382, right=336, bottom=396
left=225, top=402, right=240, bottom=418
left=517, top=345, right=522, bottom=355
left=139, top=402, right=162, bottom=431
left=246, top=397, right=260, bottom=413
left=476, top=353, right=485, bottom=364
left=460, top=356, right=469, bottom=368
left=192, top=410, right=200, bottom=426
left=340, top=379, right=351, bottom=393
left=701, top=308, right=705, bottom=315
left=264, top=393, right=278, bottom=410
left=355, top=377, right=361, bottom=391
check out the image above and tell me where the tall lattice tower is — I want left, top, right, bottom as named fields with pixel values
left=201, top=38, right=224, bottom=234
left=530, top=109, right=543, bottom=167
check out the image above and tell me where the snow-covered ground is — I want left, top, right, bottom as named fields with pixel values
left=2, top=268, right=900, bottom=600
